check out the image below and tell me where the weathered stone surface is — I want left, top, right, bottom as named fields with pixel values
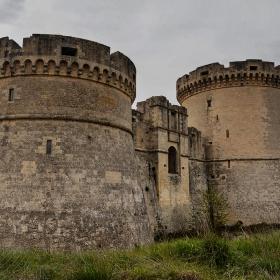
left=177, top=59, right=280, bottom=225
left=1, top=35, right=279, bottom=250
left=0, top=34, right=153, bottom=251
left=133, top=96, right=192, bottom=235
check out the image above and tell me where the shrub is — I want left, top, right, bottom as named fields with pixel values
left=192, top=188, right=230, bottom=235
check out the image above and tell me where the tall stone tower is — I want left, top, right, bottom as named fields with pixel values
left=0, top=34, right=153, bottom=250
left=177, top=60, right=280, bottom=225
left=132, top=96, right=190, bottom=235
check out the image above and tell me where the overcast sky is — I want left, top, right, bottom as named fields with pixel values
left=1, top=0, right=280, bottom=108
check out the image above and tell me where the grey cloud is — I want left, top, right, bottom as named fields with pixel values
left=0, top=0, right=26, bottom=23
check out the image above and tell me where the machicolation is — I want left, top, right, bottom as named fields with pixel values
left=177, top=60, right=280, bottom=104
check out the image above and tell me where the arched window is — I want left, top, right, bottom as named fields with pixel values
left=168, top=146, right=177, bottom=174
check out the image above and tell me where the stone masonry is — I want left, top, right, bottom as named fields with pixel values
left=177, top=59, right=280, bottom=225
left=0, top=34, right=279, bottom=251
left=0, top=34, right=153, bottom=251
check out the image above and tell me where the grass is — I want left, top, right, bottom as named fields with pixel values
left=0, top=230, right=279, bottom=279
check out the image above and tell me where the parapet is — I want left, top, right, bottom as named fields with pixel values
left=177, top=59, right=280, bottom=104
left=136, top=96, right=187, bottom=115
left=0, top=34, right=136, bottom=102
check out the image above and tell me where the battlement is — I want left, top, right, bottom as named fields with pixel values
left=177, top=59, right=280, bottom=104
left=136, top=96, right=187, bottom=115
left=0, top=34, right=136, bottom=101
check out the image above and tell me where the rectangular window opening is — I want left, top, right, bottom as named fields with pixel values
left=9, top=88, right=14, bottom=101
left=46, top=140, right=52, bottom=154
left=61, top=47, right=77, bottom=56
left=250, top=66, right=257, bottom=71
left=228, top=160, right=230, bottom=168
left=201, top=70, right=209, bottom=76
left=226, top=129, right=229, bottom=138
left=207, top=100, right=212, bottom=108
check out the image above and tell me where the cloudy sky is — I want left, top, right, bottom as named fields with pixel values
left=1, top=0, right=280, bottom=107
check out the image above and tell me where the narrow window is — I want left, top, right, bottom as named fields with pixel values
left=46, top=140, right=52, bottom=154
left=228, top=160, right=230, bottom=168
left=226, top=130, right=229, bottom=138
left=9, top=88, right=14, bottom=101
left=168, top=146, right=177, bottom=174
left=61, top=47, right=77, bottom=56
left=207, top=100, right=212, bottom=108
left=250, top=66, right=257, bottom=71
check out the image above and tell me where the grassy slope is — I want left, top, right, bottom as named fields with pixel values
left=0, top=230, right=279, bottom=280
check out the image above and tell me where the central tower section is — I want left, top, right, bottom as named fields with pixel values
left=0, top=34, right=153, bottom=250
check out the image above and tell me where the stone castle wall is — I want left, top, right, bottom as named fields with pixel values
left=0, top=34, right=279, bottom=250
left=177, top=59, right=280, bottom=225
left=133, top=96, right=194, bottom=235
left=0, top=34, right=153, bottom=250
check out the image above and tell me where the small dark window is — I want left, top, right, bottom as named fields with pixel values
left=61, top=47, right=77, bottom=56
left=201, top=70, right=209, bottom=76
left=228, top=160, right=230, bottom=168
left=226, top=130, right=229, bottom=138
left=9, top=89, right=14, bottom=101
left=250, top=66, right=257, bottom=71
left=168, top=146, right=177, bottom=174
left=207, top=100, right=212, bottom=108
left=46, top=140, right=52, bottom=154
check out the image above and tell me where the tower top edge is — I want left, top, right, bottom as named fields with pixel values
left=0, top=34, right=136, bottom=80
left=176, top=59, right=280, bottom=104
left=177, top=59, right=280, bottom=85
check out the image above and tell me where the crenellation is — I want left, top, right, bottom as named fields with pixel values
left=0, top=35, right=136, bottom=102
left=177, top=60, right=280, bottom=104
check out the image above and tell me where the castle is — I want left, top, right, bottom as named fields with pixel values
left=0, top=34, right=279, bottom=251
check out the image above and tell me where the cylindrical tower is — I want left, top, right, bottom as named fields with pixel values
left=177, top=59, right=280, bottom=225
left=0, top=34, right=153, bottom=250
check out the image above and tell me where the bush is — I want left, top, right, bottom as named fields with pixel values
left=192, top=188, right=230, bottom=235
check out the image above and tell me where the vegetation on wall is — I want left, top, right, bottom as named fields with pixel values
left=191, top=188, right=230, bottom=235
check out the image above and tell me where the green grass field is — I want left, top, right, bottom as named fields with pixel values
left=0, top=230, right=279, bottom=280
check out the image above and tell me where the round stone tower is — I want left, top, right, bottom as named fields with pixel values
left=177, top=59, right=280, bottom=225
left=0, top=34, right=153, bottom=250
